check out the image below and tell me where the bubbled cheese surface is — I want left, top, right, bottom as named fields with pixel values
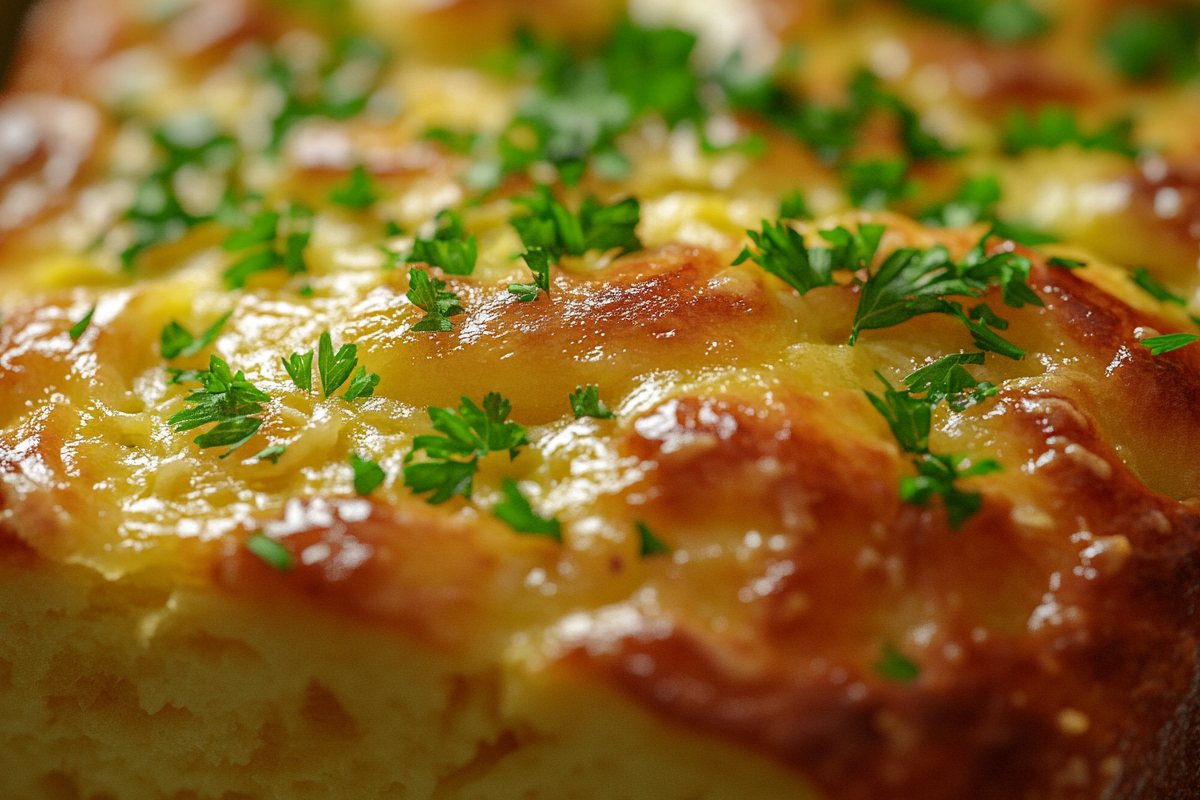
left=2, top=1, right=1200, bottom=799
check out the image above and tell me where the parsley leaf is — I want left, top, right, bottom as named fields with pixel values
left=636, top=520, right=672, bottom=557
left=902, top=352, right=998, bottom=412
left=69, top=307, right=95, bottom=341
left=779, top=190, right=812, bottom=220
left=492, top=479, right=562, bottom=540
left=875, top=643, right=921, bottom=682
left=899, top=0, right=1048, bottom=42
left=1133, top=267, right=1191, bottom=309
left=408, top=268, right=465, bottom=331
left=349, top=452, right=386, bottom=495
left=509, top=247, right=553, bottom=302
left=1100, top=5, right=1200, bottom=83
left=223, top=204, right=313, bottom=289
left=733, top=220, right=835, bottom=295
left=901, top=453, right=1002, bottom=530
left=919, top=174, right=1001, bottom=228
left=510, top=185, right=641, bottom=259
left=865, top=373, right=933, bottom=455
left=407, top=210, right=477, bottom=275
left=343, top=367, right=380, bottom=401
left=850, top=247, right=968, bottom=343
left=253, top=445, right=288, bottom=464
left=1003, top=107, right=1138, bottom=158
left=168, top=355, right=270, bottom=458
left=262, top=36, right=388, bottom=151
left=569, top=385, right=616, bottom=419
left=121, top=119, right=239, bottom=268
left=842, top=159, right=916, bottom=209
left=316, top=331, right=378, bottom=400
left=282, top=351, right=314, bottom=390
left=403, top=394, right=529, bottom=504
left=329, top=164, right=379, bottom=209
left=1047, top=257, right=1086, bottom=270
left=1142, top=333, right=1200, bottom=356
left=160, top=311, right=232, bottom=359
left=245, top=533, right=295, bottom=572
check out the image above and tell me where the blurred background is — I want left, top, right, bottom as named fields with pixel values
left=0, top=0, right=34, bottom=80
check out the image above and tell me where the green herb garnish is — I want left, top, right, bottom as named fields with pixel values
left=282, top=350, right=314, bottom=390
left=253, top=445, right=288, bottom=464
left=636, top=520, right=671, bottom=557
left=349, top=452, right=386, bottom=495
left=510, top=185, right=641, bottom=259
left=919, top=175, right=1001, bottom=228
left=842, top=159, right=916, bottom=209
left=69, top=307, right=95, bottom=341
left=509, top=247, right=553, bottom=302
left=492, top=479, right=562, bottom=540
left=1047, top=257, right=1085, bottom=270
left=222, top=204, right=313, bottom=289
left=160, top=311, right=232, bottom=359
left=329, top=164, right=380, bottom=209
left=899, top=0, right=1047, bottom=42
left=875, top=642, right=921, bottom=682
left=407, top=268, right=465, bottom=331
left=403, top=393, right=529, bottom=504
left=168, top=355, right=270, bottom=457
left=407, top=210, right=477, bottom=275
left=1099, top=5, right=1200, bottom=82
left=1003, top=107, right=1138, bottom=158
left=121, top=119, right=239, bottom=268
left=1142, top=333, right=1200, bottom=356
left=569, top=385, right=616, bottom=420
left=245, top=533, right=294, bottom=572
left=316, top=331, right=379, bottom=400
left=901, top=452, right=1002, bottom=530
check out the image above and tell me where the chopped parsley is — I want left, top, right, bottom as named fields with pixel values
left=919, top=175, right=1001, bottom=228
left=245, top=533, right=295, bottom=572
left=160, top=312, right=232, bottom=359
left=407, top=210, right=477, bottom=275
left=403, top=393, right=529, bottom=504
left=486, top=23, right=704, bottom=186
left=492, top=479, right=562, bottom=541
left=407, top=268, right=465, bottom=331
left=317, top=331, right=379, bottom=400
left=282, top=350, right=314, bottom=390
left=510, top=186, right=642, bottom=260
left=68, top=307, right=95, bottom=341
left=1132, top=267, right=1198, bottom=322
left=1142, top=333, right=1200, bottom=356
left=779, top=190, right=812, bottom=220
left=1002, top=107, right=1138, bottom=158
left=253, top=445, right=288, bottom=464
left=261, top=36, right=389, bottom=151
left=901, top=452, right=1003, bottom=530
left=841, top=159, right=916, bottom=210
left=866, top=356, right=1003, bottom=529
left=569, top=385, right=616, bottom=419
left=902, top=352, right=999, bottom=412
left=329, top=164, right=380, bottom=209
left=349, top=452, right=386, bottom=495
left=1099, top=5, right=1200, bottom=83
left=121, top=119, right=239, bottom=268
left=1047, top=257, right=1086, bottom=270
left=222, top=204, right=313, bottom=289
left=636, top=520, right=671, bottom=557
left=509, top=247, right=553, bottom=302
left=168, top=355, right=270, bottom=458
left=899, top=0, right=1048, bottom=42
left=875, top=643, right=921, bottom=683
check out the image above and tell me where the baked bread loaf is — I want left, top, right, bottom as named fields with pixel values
left=2, top=0, right=1200, bottom=798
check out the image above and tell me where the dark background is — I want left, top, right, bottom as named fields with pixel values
left=0, top=0, right=35, bottom=81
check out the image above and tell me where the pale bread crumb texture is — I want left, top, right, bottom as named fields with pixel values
left=0, top=556, right=817, bottom=800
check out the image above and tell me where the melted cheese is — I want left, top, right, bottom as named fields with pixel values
left=3, top=1, right=1200, bottom=799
